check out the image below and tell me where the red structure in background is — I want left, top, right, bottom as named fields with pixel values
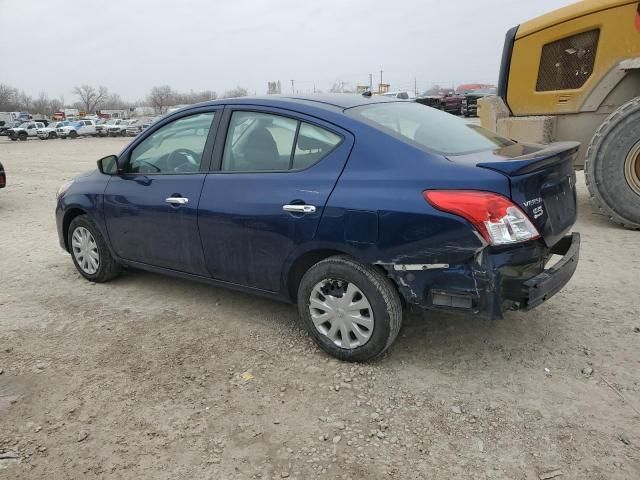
left=456, top=83, right=495, bottom=93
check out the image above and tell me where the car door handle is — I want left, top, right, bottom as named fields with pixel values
left=165, top=196, right=189, bottom=205
left=283, top=204, right=316, bottom=214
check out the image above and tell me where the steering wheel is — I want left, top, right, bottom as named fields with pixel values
left=168, top=148, right=199, bottom=173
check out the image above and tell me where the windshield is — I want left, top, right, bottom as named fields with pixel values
left=346, top=102, right=514, bottom=156
left=18, top=122, right=30, bottom=128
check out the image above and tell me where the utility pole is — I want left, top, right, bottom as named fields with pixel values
left=368, top=73, right=373, bottom=92
left=313, top=83, right=316, bottom=94
left=379, top=69, right=383, bottom=94
left=414, top=77, right=417, bottom=96
left=291, top=79, right=295, bottom=94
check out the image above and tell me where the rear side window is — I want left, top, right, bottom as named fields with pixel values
left=536, top=29, right=600, bottom=92
left=222, top=111, right=341, bottom=172
left=347, top=102, right=513, bottom=155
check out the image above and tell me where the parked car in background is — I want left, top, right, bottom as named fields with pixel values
left=37, top=120, right=71, bottom=139
left=8, top=120, right=48, bottom=141
left=143, top=116, right=162, bottom=130
left=439, top=91, right=465, bottom=115
left=57, top=120, right=97, bottom=139
left=0, top=119, right=23, bottom=136
left=96, top=119, right=122, bottom=137
left=415, top=94, right=442, bottom=109
left=108, top=119, right=134, bottom=137
left=381, top=91, right=413, bottom=100
left=125, top=119, right=143, bottom=136
left=462, top=88, right=497, bottom=117
left=56, top=94, right=580, bottom=361
left=415, top=91, right=465, bottom=115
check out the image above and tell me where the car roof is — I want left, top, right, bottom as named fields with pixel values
left=196, top=93, right=398, bottom=112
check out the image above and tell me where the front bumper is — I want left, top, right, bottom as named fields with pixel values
left=384, top=233, right=580, bottom=320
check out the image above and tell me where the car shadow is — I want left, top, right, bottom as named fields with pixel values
left=106, top=267, right=555, bottom=369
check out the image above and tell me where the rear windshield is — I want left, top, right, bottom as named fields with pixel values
left=346, top=101, right=513, bottom=155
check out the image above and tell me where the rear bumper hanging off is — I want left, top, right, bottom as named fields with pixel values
left=383, top=233, right=580, bottom=320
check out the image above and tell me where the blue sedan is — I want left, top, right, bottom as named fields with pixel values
left=55, top=94, right=580, bottom=361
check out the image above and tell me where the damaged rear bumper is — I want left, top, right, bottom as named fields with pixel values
left=383, top=233, right=580, bottom=320
left=502, top=233, right=579, bottom=311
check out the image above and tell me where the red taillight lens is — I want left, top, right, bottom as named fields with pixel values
left=0, top=173, right=5, bottom=188
left=423, top=190, right=540, bottom=245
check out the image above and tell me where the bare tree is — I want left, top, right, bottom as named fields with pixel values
left=72, top=85, right=108, bottom=113
left=32, top=92, right=52, bottom=115
left=221, top=86, right=248, bottom=98
left=147, top=85, right=176, bottom=113
left=329, top=81, right=353, bottom=93
left=0, top=84, right=17, bottom=110
left=267, top=81, right=281, bottom=95
left=424, top=84, right=444, bottom=96
left=103, top=93, right=128, bottom=110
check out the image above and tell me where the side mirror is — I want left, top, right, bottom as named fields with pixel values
left=97, top=155, right=121, bottom=175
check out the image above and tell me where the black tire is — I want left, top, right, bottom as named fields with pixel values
left=49, top=132, right=56, bottom=139
left=585, top=96, right=640, bottom=229
left=10, top=137, right=16, bottom=141
left=297, top=255, right=403, bottom=362
left=18, top=133, right=27, bottom=141
left=67, top=214, right=121, bottom=282
left=121, top=130, right=127, bottom=137
left=69, top=130, right=78, bottom=139
left=39, top=136, right=46, bottom=140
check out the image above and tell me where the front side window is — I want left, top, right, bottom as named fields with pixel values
left=346, top=102, right=513, bottom=156
left=222, top=111, right=341, bottom=172
left=126, top=112, right=215, bottom=174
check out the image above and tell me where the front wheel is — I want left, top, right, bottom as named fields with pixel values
left=297, top=256, right=403, bottom=362
left=68, top=215, right=121, bottom=282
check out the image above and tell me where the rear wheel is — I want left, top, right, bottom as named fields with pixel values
left=69, top=130, right=78, bottom=139
left=18, top=133, right=27, bottom=141
left=297, top=256, right=403, bottom=362
left=585, top=96, right=640, bottom=229
left=68, top=215, right=120, bottom=282
left=49, top=132, right=56, bottom=139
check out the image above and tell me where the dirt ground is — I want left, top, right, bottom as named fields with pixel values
left=0, top=135, right=639, bottom=480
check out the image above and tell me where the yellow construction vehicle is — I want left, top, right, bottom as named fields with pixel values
left=479, top=0, right=640, bottom=228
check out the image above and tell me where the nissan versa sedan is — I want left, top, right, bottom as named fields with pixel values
left=55, top=94, right=580, bottom=361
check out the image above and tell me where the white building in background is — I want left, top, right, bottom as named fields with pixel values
left=134, top=106, right=155, bottom=117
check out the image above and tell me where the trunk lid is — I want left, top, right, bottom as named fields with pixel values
left=450, top=141, right=579, bottom=247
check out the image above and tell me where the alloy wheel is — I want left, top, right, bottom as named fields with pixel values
left=71, top=226, right=100, bottom=275
left=309, top=279, right=374, bottom=349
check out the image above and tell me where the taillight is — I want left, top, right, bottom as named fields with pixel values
left=423, top=190, right=540, bottom=246
left=0, top=172, right=5, bottom=188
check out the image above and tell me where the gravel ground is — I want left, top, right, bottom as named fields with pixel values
left=0, top=135, right=639, bottom=479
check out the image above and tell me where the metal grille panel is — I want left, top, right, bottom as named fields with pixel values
left=536, top=29, right=600, bottom=92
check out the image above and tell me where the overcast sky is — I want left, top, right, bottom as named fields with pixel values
left=1, top=0, right=575, bottom=101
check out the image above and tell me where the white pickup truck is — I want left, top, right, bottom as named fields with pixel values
left=37, top=121, right=71, bottom=139
left=57, top=120, right=97, bottom=139
left=8, top=121, right=47, bottom=141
